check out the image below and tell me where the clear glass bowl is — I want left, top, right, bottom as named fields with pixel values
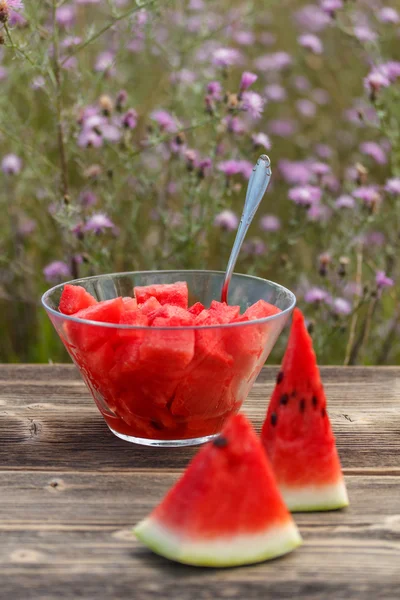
left=42, top=270, right=296, bottom=447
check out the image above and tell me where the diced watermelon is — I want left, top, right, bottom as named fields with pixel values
left=150, top=305, right=195, bottom=327
left=122, top=297, right=138, bottom=311
left=134, top=282, right=188, bottom=309
left=139, top=297, right=162, bottom=315
left=117, top=310, right=148, bottom=340
left=59, top=284, right=97, bottom=315
left=66, top=297, right=124, bottom=351
left=188, top=302, right=205, bottom=316
left=244, top=299, right=281, bottom=320
left=208, top=300, right=241, bottom=324
left=139, top=328, right=195, bottom=374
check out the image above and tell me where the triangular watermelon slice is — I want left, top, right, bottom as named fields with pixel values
left=134, top=414, right=302, bottom=567
left=261, top=308, right=349, bottom=512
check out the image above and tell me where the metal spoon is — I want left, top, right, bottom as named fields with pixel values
left=221, top=155, right=272, bottom=303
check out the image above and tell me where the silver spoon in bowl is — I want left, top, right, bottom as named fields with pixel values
left=221, top=155, right=272, bottom=303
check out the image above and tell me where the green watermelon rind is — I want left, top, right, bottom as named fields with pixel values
left=280, top=479, right=349, bottom=513
left=134, top=518, right=302, bottom=567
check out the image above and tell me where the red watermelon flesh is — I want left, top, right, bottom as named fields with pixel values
left=66, top=297, right=124, bottom=352
left=139, top=296, right=161, bottom=315
left=134, top=414, right=302, bottom=566
left=188, top=302, right=205, bottom=316
left=134, top=281, right=188, bottom=309
left=261, top=308, right=348, bottom=512
left=149, top=305, right=195, bottom=327
left=122, top=297, right=138, bottom=311
left=208, top=300, right=241, bottom=324
left=117, top=310, right=148, bottom=340
left=59, top=284, right=97, bottom=315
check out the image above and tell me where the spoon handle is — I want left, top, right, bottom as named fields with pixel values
left=221, top=155, right=272, bottom=304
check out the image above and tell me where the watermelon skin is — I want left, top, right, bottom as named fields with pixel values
left=134, top=282, right=188, bottom=309
left=59, top=284, right=97, bottom=315
left=261, top=308, right=349, bottom=512
left=134, top=414, right=302, bottom=566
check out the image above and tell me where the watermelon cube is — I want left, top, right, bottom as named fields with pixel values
left=66, top=297, right=124, bottom=351
left=59, top=284, right=97, bottom=315
left=122, top=297, right=138, bottom=311
left=208, top=300, right=241, bottom=324
left=188, top=302, right=205, bottom=316
left=139, top=328, right=195, bottom=373
left=244, top=299, right=281, bottom=320
left=149, top=304, right=195, bottom=327
left=139, top=296, right=162, bottom=315
left=134, top=282, right=188, bottom=309
left=117, top=310, right=148, bottom=340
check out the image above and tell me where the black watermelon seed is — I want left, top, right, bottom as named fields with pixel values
left=291, top=390, right=297, bottom=398
left=213, top=436, right=228, bottom=448
left=276, top=371, right=284, bottom=384
left=312, top=395, right=318, bottom=408
left=271, top=412, right=278, bottom=426
left=151, top=420, right=163, bottom=431
left=280, top=394, right=289, bottom=405
left=321, top=407, right=326, bottom=418
left=299, top=399, right=306, bottom=413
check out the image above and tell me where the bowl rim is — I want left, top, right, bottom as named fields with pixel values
left=41, top=269, right=296, bottom=330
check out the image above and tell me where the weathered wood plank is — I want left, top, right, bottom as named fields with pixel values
left=1, top=365, right=400, bottom=471
left=1, top=473, right=400, bottom=599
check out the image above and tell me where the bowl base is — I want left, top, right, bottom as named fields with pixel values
left=109, top=427, right=219, bottom=447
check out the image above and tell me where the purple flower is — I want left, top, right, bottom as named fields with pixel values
left=242, top=91, right=265, bottom=119
left=214, top=210, right=239, bottom=231
left=234, top=30, right=255, bottom=46
left=240, top=71, right=257, bottom=91
left=331, top=297, right=352, bottom=315
left=252, top=132, right=271, bottom=150
left=292, top=75, right=311, bottom=92
left=296, top=98, right=317, bottom=118
left=84, top=213, right=115, bottom=233
left=151, top=110, right=177, bottom=132
left=279, top=160, right=313, bottom=185
left=352, top=186, right=381, bottom=205
left=304, top=287, right=330, bottom=303
left=8, top=0, right=24, bottom=8
left=259, top=215, right=281, bottom=232
left=264, top=84, right=287, bottom=102
left=315, top=144, right=333, bottom=159
left=307, top=203, right=332, bottom=222
left=56, top=4, right=76, bottom=27
left=311, top=161, right=331, bottom=176
left=361, top=231, right=385, bottom=247
left=31, top=75, right=46, bottom=90
left=122, top=108, right=137, bottom=129
left=320, top=0, right=343, bottom=14
left=170, top=69, right=197, bottom=85
left=207, top=80, right=222, bottom=100
left=295, top=5, right=330, bottom=31
left=1, top=153, right=22, bottom=175
left=385, top=178, right=400, bottom=195
left=268, top=119, right=297, bottom=137
left=254, top=52, right=292, bottom=71
left=383, top=61, right=400, bottom=81
left=101, top=124, right=121, bottom=143
left=312, top=88, right=330, bottom=105
left=289, top=185, right=322, bottom=206
left=354, top=25, right=377, bottom=43
left=94, top=51, right=115, bottom=73
left=212, top=47, right=243, bottom=67
left=242, top=238, right=266, bottom=256
left=378, top=7, right=399, bottom=23
left=359, top=141, right=387, bottom=165
left=218, top=160, right=242, bottom=177
left=78, top=130, right=103, bottom=148
left=80, top=190, right=98, bottom=207
left=223, top=116, right=246, bottom=134
left=238, top=160, right=254, bottom=179
left=364, top=70, right=390, bottom=93
left=335, top=195, right=355, bottom=209
left=18, top=218, right=36, bottom=236
left=43, top=261, right=71, bottom=283
left=259, top=32, right=276, bottom=46
left=376, top=271, right=394, bottom=288
left=298, top=34, right=323, bottom=54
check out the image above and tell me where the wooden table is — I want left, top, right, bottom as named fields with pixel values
left=1, top=365, right=400, bottom=599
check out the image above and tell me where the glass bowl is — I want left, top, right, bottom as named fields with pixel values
left=42, top=270, right=296, bottom=447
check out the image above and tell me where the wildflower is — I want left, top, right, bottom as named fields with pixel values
left=364, top=70, right=390, bottom=99
left=43, top=261, right=71, bottom=283
left=293, top=75, right=311, bottom=92
left=234, top=31, right=255, bottom=46
left=239, top=71, right=257, bottom=91
left=223, top=116, right=246, bottom=134
left=217, top=160, right=244, bottom=177
left=56, top=4, right=76, bottom=27
left=122, top=108, right=137, bottom=129
left=268, top=119, right=297, bottom=137
left=84, top=213, right=115, bottom=233
left=1, top=153, right=22, bottom=174
left=259, top=215, right=281, bottom=232
left=116, top=90, right=128, bottom=112
left=288, top=185, right=322, bottom=206
left=320, top=0, right=343, bottom=16
left=242, top=238, right=266, bottom=256
left=279, top=160, right=313, bottom=185
left=0, top=0, right=23, bottom=23
left=206, top=81, right=222, bottom=100
left=331, top=297, right=352, bottom=315
left=376, top=271, right=394, bottom=288
left=241, top=91, right=265, bottom=119
left=304, top=287, right=330, bottom=303
left=295, top=5, right=330, bottom=31
left=311, top=162, right=331, bottom=176
left=352, top=186, right=381, bottom=205
left=252, top=132, right=271, bottom=150
left=378, top=7, right=399, bottom=23
left=254, top=52, right=292, bottom=71
left=150, top=110, right=177, bottom=133
left=315, top=144, right=333, bottom=159
left=296, top=98, right=317, bottom=118
left=79, top=191, right=98, bottom=207
left=214, top=210, right=239, bottom=231
left=31, top=76, right=46, bottom=90
left=18, top=218, right=36, bottom=236
left=353, top=25, right=377, bottom=43
left=298, top=34, right=323, bottom=54
left=385, top=178, right=400, bottom=195
left=264, top=84, right=287, bottom=102
left=94, top=51, right=115, bottom=73
left=307, top=204, right=332, bottom=222
left=212, top=47, right=243, bottom=67
left=359, top=142, right=387, bottom=165
left=78, top=130, right=103, bottom=148
left=338, top=256, right=349, bottom=278
left=312, top=88, right=330, bottom=105
left=335, top=195, right=355, bottom=209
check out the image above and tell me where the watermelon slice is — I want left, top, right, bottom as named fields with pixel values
left=134, top=414, right=302, bottom=566
left=66, top=297, right=124, bottom=351
left=59, top=284, right=97, bottom=315
left=261, top=308, right=349, bottom=512
left=134, top=282, right=188, bottom=309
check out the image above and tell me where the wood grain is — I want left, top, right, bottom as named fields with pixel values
left=1, top=364, right=400, bottom=599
